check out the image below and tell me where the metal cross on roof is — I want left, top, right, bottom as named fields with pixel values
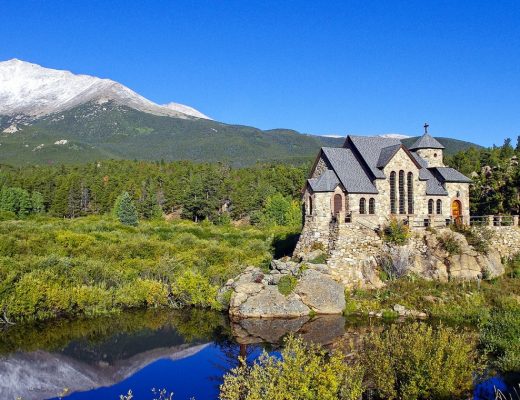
left=424, top=122, right=429, bottom=134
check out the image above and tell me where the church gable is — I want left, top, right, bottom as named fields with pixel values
left=380, top=146, right=422, bottom=177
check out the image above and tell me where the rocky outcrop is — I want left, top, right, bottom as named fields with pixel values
left=402, top=229, right=504, bottom=282
left=296, top=224, right=510, bottom=289
left=227, top=261, right=345, bottom=318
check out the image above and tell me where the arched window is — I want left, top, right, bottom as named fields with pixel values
left=407, top=172, right=414, bottom=214
left=308, top=196, right=313, bottom=216
left=390, top=171, right=397, bottom=214
left=369, top=198, right=375, bottom=214
left=428, top=199, right=434, bottom=215
left=398, top=170, right=405, bottom=214
left=436, top=199, right=442, bottom=215
left=359, top=198, right=366, bottom=214
left=333, top=194, right=342, bottom=215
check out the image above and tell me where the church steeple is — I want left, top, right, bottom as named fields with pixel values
left=408, top=124, right=445, bottom=167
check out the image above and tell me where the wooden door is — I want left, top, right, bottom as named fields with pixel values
left=333, top=194, right=342, bottom=215
left=451, top=200, right=462, bottom=222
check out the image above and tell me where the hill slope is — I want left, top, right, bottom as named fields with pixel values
left=0, top=102, right=343, bottom=166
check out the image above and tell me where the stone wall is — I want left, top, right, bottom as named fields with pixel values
left=326, top=223, right=384, bottom=288
left=294, top=191, right=334, bottom=254
left=489, top=225, right=520, bottom=258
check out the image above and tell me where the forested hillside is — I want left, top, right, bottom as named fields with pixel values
left=0, top=101, right=343, bottom=166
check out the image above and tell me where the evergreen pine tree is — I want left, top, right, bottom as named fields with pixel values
left=114, top=192, right=139, bottom=226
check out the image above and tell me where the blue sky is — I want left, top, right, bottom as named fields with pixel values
left=1, top=0, right=519, bottom=146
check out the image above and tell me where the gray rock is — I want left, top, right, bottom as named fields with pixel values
left=231, top=286, right=310, bottom=318
left=295, top=269, right=345, bottom=314
left=393, top=304, right=406, bottom=315
left=234, top=282, right=264, bottom=295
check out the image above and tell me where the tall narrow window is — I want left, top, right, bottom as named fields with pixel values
left=308, top=196, right=313, bottom=216
left=398, top=170, right=405, bottom=214
left=369, top=198, right=375, bottom=214
left=390, top=171, right=397, bottom=214
left=407, top=172, right=414, bottom=214
left=428, top=199, right=434, bottom=215
left=359, top=198, right=366, bottom=214
left=436, top=199, right=442, bottom=215
left=333, top=194, right=342, bottom=215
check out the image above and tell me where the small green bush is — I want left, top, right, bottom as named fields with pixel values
left=308, top=253, right=327, bottom=264
left=278, top=275, right=297, bottom=296
left=220, top=335, right=364, bottom=400
left=382, top=218, right=410, bottom=245
left=362, top=323, right=482, bottom=400
left=452, top=225, right=493, bottom=254
left=438, top=233, right=462, bottom=255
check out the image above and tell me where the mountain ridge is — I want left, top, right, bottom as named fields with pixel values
left=0, top=59, right=482, bottom=166
left=0, top=59, right=209, bottom=119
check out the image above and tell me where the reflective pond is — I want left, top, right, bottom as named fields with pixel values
left=0, top=310, right=517, bottom=400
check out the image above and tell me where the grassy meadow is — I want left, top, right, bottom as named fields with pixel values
left=0, top=215, right=298, bottom=322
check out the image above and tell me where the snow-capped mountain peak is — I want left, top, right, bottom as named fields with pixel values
left=162, top=102, right=211, bottom=119
left=0, top=59, right=209, bottom=119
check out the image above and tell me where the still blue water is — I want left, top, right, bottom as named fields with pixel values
left=50, top=344, right=264, bottom=400
left=0, top=310, right=517, bottom=400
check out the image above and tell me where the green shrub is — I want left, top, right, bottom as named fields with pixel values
left=438, top=233, right=462, bottom=255
left=382, top=218, right=410, bottom=245
left=220, top=335, right=364, bottom=400
left=0, top=216, right=284, bottom=322
left=308, top=253, right=327, bottom=264
left=362, top=323, right=482, bottom=400
left=480, top=301, right=520, bottom=372
left=452, top=224, right=493, bottom=254
left=277, top=275, right=297, bottom=296
left=170, top=270, right=221, bottom=310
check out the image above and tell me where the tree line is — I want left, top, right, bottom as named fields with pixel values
left=0, top=160, right=306, bottom=226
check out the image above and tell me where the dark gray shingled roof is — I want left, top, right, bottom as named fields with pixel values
left=409, top=133, right=445, bottom=150
left=431, top=167, right=472, bottom=183
left=377, top=144, right=402, bottom=168
left=322, top=147, right=378, bottom=194
left=307, top=170, right=340, bottom=192
left=346, top=136, right=402, bottom=179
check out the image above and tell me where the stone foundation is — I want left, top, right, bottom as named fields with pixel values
left=294, top=219, right=520, bottom=289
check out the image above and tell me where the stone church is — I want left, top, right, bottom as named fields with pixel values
left=296, top=126, right=472, bottom=254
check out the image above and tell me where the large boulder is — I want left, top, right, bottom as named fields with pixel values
left=295, top=269, right=346, bottom=314
left=231, top=285, right=310, bottom=318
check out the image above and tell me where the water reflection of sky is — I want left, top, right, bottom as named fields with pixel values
left=47, top=344, right=263, bottom=400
